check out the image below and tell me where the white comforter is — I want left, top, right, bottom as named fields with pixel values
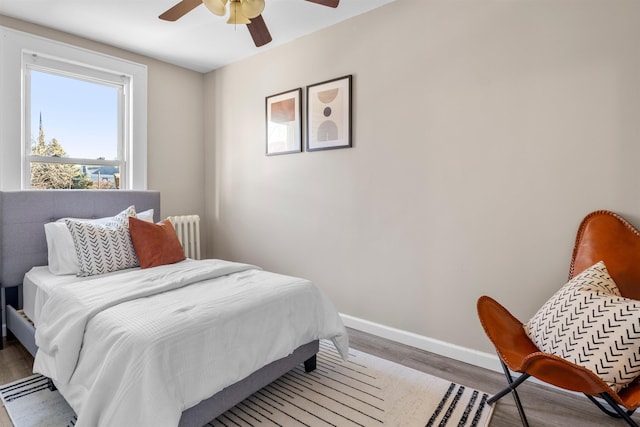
left=33, top=259, right=349, bottom=427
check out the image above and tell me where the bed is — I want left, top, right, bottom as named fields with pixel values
left=0, top=190, right=349, bottom=427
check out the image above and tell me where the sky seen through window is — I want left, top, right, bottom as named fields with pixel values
left=30, top=70, right=118, bottom=160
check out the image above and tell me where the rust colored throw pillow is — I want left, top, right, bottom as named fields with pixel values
left=129, top=216, right=186, bottom=268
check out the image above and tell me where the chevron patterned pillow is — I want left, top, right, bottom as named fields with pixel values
left=104, top=205, right=137, bottom=228
left=65, top=207, right=139, bottom=277
left=524, top=261, right=640, bottom=392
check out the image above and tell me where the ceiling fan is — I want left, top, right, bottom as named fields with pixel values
left=159, top=0, right=340, bottom=48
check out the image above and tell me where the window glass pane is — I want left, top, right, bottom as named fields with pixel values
left=85, top=164, right=121, bottom=189
left=30, top=162, right=121, bottom=190
left=30, top=70, right=119, bottom=160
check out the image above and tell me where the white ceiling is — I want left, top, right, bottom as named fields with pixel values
left=0, top=0, right=395, bottom=73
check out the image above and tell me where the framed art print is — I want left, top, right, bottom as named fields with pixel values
left=306, top=75, right=352, bottom=151
left=266, top=88, right=302, bottom=155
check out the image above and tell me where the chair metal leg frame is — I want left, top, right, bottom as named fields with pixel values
left=584, top=393, right=639, bottom=427
left=488, top=359, right=530, bottom=427
left=489, top=356, right=640, bottom=427
left=490, top=359, right=639, bottom=427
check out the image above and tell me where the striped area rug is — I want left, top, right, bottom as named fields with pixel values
left=209, top=342, right=493, bottom=426
left=0, top=375, right=76, bottom=427
left=0, top=342, right=493, bottom=427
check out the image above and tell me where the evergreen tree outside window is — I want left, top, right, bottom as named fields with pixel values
left=31, top=114, right=95, bottom=189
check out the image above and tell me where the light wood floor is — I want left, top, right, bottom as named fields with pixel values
left=2, top=329, right=639, bottom=426
left=0, top=337, right=33, bottom=427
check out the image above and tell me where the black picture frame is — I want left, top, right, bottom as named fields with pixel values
left=265, top=88, right=302, bottom=156
left=306, top=75, right=352, bottom=152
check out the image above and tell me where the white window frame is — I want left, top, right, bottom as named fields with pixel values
left=24, top=54, right=130, bottom=189
left=0, top=26, right=147, bottom=190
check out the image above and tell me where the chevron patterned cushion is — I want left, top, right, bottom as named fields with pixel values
left=524, top=261, right=640, bottom=392
left=45, top=207, right=153, bottom=276
left=65, top=206, right=139, bottom=277
left=103, top=205, right=137, bottom=228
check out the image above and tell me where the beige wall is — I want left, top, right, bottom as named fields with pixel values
left=4, top=0, right=640, bottom=357
left=204, top=0, right=640, bottom=354
left=0, top=15, right=206, bottom=253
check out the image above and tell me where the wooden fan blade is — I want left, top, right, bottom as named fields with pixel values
left=247, top=15, right=272, bottom=47
left=159, top=0, right=202, bottom=21
left=305, top=0, right=340, bottom=8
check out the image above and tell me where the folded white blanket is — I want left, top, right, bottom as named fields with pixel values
left=33, top=259, right=349, bottom=427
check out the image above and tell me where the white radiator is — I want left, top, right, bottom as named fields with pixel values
left=168, top=214, right=201, bottom=260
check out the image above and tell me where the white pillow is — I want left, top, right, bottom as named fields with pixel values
left=44, top=206, right=152, bottom=275
left=525, top=261, right=640, bottom=392
left=44, top=222, right=81, bottom=275
left=137, top=209, right=154, bottom=222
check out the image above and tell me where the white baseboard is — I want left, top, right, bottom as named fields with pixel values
left=340, top=313, right=503, bottom=374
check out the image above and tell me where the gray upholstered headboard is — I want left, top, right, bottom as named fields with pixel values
left=0, top=190, right=160, bottom=289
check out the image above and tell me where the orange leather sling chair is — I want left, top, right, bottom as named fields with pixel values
left=478, top=210, right=640, bottom=427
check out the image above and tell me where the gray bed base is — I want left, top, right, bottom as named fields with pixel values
left=0, top=190, right=319, bottom=427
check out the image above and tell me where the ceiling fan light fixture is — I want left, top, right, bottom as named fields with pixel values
left=227, top=0, right=252, bottom=24
left=160, top=0, right=341, bottom=47
left=203, top=0, right=227, bottom=16
left=240, top=0, right=265, bottom=19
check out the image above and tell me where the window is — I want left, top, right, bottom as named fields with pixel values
left=0, top=26, right=147, bottom=190
left=25, top=56, right=127, bottom=189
